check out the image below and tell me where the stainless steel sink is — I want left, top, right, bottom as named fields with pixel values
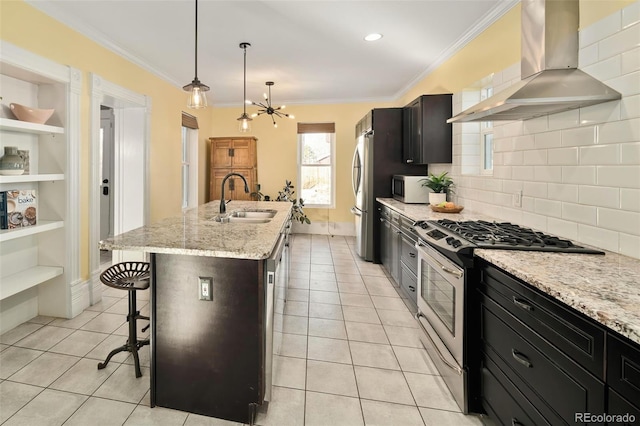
left=227, top=217, right=271, bottom=223
left=230, top=209, right=277, bottom=219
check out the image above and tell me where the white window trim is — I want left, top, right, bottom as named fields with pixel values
left=182, top=126, right=199, bottom=209
left=297, top=132, right=336, bottom=209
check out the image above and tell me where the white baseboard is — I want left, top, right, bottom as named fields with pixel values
left=292, top=221, right=355, bottom=236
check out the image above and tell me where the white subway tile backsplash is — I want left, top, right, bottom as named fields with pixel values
left=534, top=199, right=562, bottom=218
left=548, top=147, right=579, bottom=165
left=599, top=118, right=640, bottom=144
left=547, top=183, right=579, bottom=203
left=621, top=47, right=640, bottom=75
left=598, top=207, right=640, bottom=235
left=621, top=188, right=640, bottom=212
left=534, top=131, right=562, bottom=149
left=521, top=212, right=548, bottom=231
left=511, top=166, right=534, bottom=181
left=561, top=166, right=596, bottom=185
left=620, top=142, right=640, bottom=164
left=620, top=94, right=640, bottom=119
left=579, top=144, right=620, bottom=165
left=562, top=126, right=598, bottom=146
left=562, top=202, right=597, bottom=225
left=578, top=185, right=620, bottom=208
left=580, top=10, right=621, bottom=48
left=619, top=233, right=640, bottom=258
left=606, top=70, right=640, bottom=96
left=582, top=55, right=622, bottom=81
left=597, top=165, right=640, bottom=188
left=547, top=217, right=579, bottom=241
left=534, top=166, right=562, bottom=183
left=599, top=24, right=640, bottom=60
left=622, top=1, right=640, bottom=28
left=460, top=122, right=481, bottom=133
left=448, top=6, right=640, bottom=258
left=523, top=150, right=548, bottom=165
left=548, top=109, right=580, bottom=130
left=577, top=224, right=620, bottom=252
left=522, top=181, right=547, bottom=199
left=523, top=116, right=548, bottom=135
left=579, top=101, right=621, bottom=125
left=579, top=43, right=600, bottom=68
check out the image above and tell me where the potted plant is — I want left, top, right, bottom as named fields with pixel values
left=420, top=172, right=454, bottom=205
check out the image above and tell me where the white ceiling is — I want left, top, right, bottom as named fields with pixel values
left=26, top=0, right=518, bottom=106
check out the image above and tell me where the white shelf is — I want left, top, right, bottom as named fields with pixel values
left=0, top=117, right=64, bottom=135
left=0, top=220, right=64, bottom=242
left=0, top=265, right=64, bottom=301
left=0, top=174, right=64, bottom=184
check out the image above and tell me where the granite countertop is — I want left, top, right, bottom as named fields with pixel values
left=377, top=197, right=640, bottom=345
left=99, top=201, right=292, bottom=260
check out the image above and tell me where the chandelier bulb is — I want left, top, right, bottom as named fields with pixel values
left=289, top=114, right=295, bottom=119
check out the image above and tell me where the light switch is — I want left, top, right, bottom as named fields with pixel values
left=198, top=277, right=213, bottom=301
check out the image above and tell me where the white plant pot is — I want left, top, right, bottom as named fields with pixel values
left=429, top=192, right=447, bottom=205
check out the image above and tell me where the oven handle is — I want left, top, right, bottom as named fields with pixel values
left=416, top=241, right=463, bottom=279
left=415, top=312, right=463, bottom=375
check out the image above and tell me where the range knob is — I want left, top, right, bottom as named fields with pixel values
left=445, top=237, right=455, bottom=245
left=451, top=239, right=462, bottom=248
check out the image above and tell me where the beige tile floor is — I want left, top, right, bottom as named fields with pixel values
left=0, top=235, right=486, bottom=425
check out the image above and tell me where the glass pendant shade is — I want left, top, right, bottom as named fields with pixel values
left=237, top=42, right=252, bottom=132
left=238, top=113, right=252, bottom=132
left=184, top=0, right=209, bottom=109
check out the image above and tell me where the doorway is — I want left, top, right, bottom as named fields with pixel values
left=89, top=73, right=151, bottom=305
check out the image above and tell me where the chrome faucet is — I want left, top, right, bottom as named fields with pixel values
left=219, top=172, right=250, bottom=214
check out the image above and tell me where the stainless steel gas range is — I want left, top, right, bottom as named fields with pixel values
left=412, top=219, right=604, bottom=414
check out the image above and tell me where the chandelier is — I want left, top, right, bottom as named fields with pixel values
left=183, top=0, right=209, bottom=109
left=247, top=82, right=295, bottom=128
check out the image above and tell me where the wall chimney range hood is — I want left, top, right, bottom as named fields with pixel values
left=447, top=0, right=621, bottom=123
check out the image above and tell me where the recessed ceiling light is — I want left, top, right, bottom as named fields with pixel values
left=364, top=33, right=383, bottom=42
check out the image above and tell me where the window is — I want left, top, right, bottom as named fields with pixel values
left=297, top=123, right=335, bottom=208
left=479, top=87, right=494, bottom=175
left=181, top=112, right=199, bottom=209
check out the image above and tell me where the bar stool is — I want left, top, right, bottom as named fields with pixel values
left=97, top=261, right=150, bottom=378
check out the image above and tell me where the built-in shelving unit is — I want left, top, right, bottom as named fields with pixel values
left=0, top=41, right=82, bottom=333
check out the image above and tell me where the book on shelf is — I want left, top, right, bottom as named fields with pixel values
left=1, top=189, right=37, bottom=230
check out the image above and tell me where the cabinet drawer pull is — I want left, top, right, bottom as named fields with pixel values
left=512, top=297, right=533, bottom=311
left=406, top=159, right=414, bottom=163
left=409, top=252, right=416, bottom=258
left=512, top=349, right=533, bottom=368
left=511, top=418, right=524, bottom=426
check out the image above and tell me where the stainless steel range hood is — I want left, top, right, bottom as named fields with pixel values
left=448, top=0, right=621, bottom=123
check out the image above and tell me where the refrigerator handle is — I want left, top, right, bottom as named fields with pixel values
left=351, top=147, right=360, bottom=197
left=350, top=206, right=363, bottom=216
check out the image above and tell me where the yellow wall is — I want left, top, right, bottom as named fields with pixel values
left=0, top=0, right=633, bottom=281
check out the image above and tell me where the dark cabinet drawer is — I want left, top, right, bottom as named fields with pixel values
left=481, top=296, right=605, bottom=422
left=400, top=263, right=417, bottom=306
left=607, top=333, right=640, bottom=406
left=400, top=232, right=418, bottom=274
left=482, top=357, right=551, bottom=426
left=479, top=262, right=605, bottom=378
left=608, top=389, right=640, bottom=424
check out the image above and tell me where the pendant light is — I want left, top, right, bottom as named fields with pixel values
left=183, top=0, right=209, bottom=109
left=248, top=82, right=295, bottom=128
left=237, top=42, right=252, bottom=132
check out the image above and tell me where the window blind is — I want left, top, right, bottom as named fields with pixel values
left=297, top=122, right=335, bottom=134
left=182, top=112, right=199, bottom=129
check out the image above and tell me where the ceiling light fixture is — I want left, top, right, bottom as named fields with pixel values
left=248, top=82, right=295, bottom=128
left=183, top=0, right=209, bottom=109
left=364, top=33, right=383, bottom=42
left=237, top=42, right=252, bottom=133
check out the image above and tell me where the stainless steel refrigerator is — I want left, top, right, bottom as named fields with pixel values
left=351, top=108, right=421, bottom=262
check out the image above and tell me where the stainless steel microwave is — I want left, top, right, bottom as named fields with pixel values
left=392, top=175, right=428, bottom=203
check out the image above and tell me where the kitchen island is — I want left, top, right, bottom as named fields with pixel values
left=100, top=200, right=293, bottom=424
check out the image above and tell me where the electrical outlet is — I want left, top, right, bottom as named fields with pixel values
left=513, top=190, right=523, bottom=208
left=198, top=277, right=213, bottom=301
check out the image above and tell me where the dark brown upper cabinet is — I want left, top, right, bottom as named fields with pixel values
left=402, top=94, right=453, bottom=165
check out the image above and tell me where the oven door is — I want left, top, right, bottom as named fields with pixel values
left=415, top=239, right=468, bottom=412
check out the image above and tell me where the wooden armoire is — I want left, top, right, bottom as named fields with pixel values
left=209, top=137, right=258, bottom=201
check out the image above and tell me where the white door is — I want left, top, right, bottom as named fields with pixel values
left=100, top=108, right=114, bottom=241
